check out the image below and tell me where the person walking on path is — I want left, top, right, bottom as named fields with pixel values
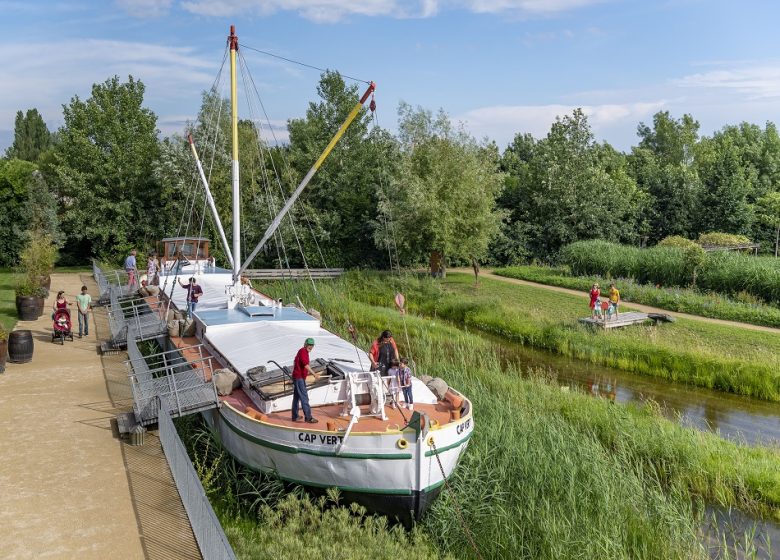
left=589, top=283, right=601, bottom=319
left=609, top=283, right=621, bottom=320
left=177, top=277, right=203, bottom=317
left=369, top=330, right=399, bottom=376
left=292, top=338, right=320, bottom=423
left=75, top=285, right=92, bottom=338
left=124, top=249, right=138, bottom=291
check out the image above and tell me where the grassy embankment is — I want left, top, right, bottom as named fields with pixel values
left=495, top=265, right=780, bottom=329
left=184, top=276, right=779, bottom=559
left=0, top=271, right=17, bottom=331
left=342, top=271, right=780, bottom=402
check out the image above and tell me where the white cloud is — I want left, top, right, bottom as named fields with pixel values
left=457, top=101, right=665, bottom=146
left=115, top=0, right=172, bottom=18
left=461, top=0, right=606, bottom=15
left=178, top=0, right=607, bottom=22
left=0, top=39, right=215, bottom=142
left=674, top=65, right=780, bottom=100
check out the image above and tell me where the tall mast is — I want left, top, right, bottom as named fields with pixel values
left=229, top=25, right=241, bottom=283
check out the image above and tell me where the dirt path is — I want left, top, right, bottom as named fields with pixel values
left=452, top=268, right=780, bottom=335
left=0, top=273, right=199, bottom=559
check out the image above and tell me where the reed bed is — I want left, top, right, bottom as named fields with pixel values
left=495, top=265, right=780, bottom=328
left=561, top=240, right=780, bottom=303
left=335, top=271, right=780, bottom=402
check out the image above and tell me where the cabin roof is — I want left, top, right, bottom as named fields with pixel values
left=161, top=236, right=211, bottom=242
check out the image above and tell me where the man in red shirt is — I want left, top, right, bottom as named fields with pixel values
left=292, top=337, right=320, bottom=423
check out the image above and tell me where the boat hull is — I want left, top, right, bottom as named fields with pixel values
left=206, top=400, right=472, bottom=520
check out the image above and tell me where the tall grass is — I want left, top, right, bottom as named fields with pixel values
left=334, top=271, right=780, bottom=402
left=178, top=276, right=780, bottom=559
left=175, top=416, right=444, bottom=560
left=561, top=240, right=780, bottom=302
left=495, top=265, right=780, bottom=328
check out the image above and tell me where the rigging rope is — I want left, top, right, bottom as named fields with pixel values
left=238, top=43, right=371, bottom=85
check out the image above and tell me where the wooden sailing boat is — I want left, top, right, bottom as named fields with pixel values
left=142, top=25, right=474, bottom=519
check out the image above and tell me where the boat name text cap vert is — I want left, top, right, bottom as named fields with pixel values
left=305, top=337, right=315, bottom=346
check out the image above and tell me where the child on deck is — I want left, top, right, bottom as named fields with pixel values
left=398, top=357, right=413, bottom=411
left=387, top=359, right=401, bottom=408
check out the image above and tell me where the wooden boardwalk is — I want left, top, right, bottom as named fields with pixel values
left=579, top=311, right=654, bottom=329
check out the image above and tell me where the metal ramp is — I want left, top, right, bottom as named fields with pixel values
left=106, top=286, right=168, bottom=347
left=126, top=336, right=220, bottom=426
left=92, top=260, right=134, bottom=302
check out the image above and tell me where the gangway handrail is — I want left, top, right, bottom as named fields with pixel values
left=157, top=398, right=237, bottom=560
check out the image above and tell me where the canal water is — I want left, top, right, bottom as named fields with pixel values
left=489, top=336, right=780, bottom=448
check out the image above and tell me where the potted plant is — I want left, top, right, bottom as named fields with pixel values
left=0, top=327, right=7, bottom=373
left=15, top=277, right=47, bottom=321
left=20, top=231, right=57, bottom=293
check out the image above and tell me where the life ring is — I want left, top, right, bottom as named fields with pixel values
left=397, top=438, right=409, bottom=450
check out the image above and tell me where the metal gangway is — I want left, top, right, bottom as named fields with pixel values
left=125, top=336, right=220, bottom=426
left=92, top=260, right=134, bottom=302
left=106, top=286, right=168, bottom=347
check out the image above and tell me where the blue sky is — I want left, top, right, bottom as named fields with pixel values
left=1, top=0, right=779, bottom=152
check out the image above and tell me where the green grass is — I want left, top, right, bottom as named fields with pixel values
left=176, top=275, right=780, bottom=559
left=495, top=265, right=780, bottom=329
left=337, top=271, right=780, bottom=402
left=252, top=277, right=778, bottom=558
left=0, top=272, right=18, bottom=332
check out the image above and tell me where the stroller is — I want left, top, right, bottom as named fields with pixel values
left=52, top=308, right=74, bottom=344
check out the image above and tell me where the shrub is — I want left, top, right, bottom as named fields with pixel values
left=658, top=236, right=698, bottom=250
left=697, top=232, right=752, bottom=248
left=19, top=231, right=57, bottom=280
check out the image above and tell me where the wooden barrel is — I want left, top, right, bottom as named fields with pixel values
left=8, top=330, right=34, bottom=363
left=16, top=296, right=40, bottom=321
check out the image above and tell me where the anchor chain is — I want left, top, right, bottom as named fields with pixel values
left=430, top=439, right=483, bottom=560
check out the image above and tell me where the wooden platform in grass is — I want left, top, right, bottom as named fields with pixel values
left=579, top=311, right=654, bottom=329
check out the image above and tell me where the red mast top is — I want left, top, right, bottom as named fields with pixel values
left=229, top=24, right=238, bottom=51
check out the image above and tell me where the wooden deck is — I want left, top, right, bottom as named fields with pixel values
left=579, top=311, right=654, bottom=329
left=221, top=389, right=455, bottom=432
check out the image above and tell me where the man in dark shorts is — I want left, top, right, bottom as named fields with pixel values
left=292, top=337, right=320, bottom=423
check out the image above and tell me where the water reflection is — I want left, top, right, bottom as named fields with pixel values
left=490, top=336, right=780, bottom=448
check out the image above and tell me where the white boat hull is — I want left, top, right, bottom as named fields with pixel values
left=207, top=400, right=473, bottom=519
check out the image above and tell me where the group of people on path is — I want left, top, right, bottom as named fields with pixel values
left=289, top=329, right=415, bottom=424
left=589, top=282, right=620, bottom=321
left=124, top=249, right=161, bottom=291
left=52, top=285, right=93, bottom=338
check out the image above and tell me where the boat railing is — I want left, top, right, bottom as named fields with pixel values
left=156, top=397, right=237, bottom=560
left=126, top=337, right=220, bottom=425
left=107, top=286, right=167, bottom=346
left=92, top=260, right=133, bottom=300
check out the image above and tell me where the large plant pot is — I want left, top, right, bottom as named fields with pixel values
left=0, top=339, right=7, bottom=373
left=16, top=295, right=43, bottom=321
left=8, top=330, right=33, bottom=364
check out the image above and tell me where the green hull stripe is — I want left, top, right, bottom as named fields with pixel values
left=424, top=432, right=473, bottom=457
left=230, top=453, right=416, bottom=495
left=220, top=410, right=413, bottom=460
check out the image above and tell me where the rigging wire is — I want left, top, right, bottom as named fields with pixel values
left=239, top=43, right=371, bottom=85
left=238, top=50, right=320, bottom=298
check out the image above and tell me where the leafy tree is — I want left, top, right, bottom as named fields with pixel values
left=6, top=109, right=52, bottom=162
left=630, top=112, right=700, bottom=242
left=0, top=159, right=37, bottom=266
left=286, top=71, right=398, bottom=269
left=756, top=191, right=780, bottom=256
left=380, top=103, right=503, bottom=273
left=516, top=109, right=645, bottom=258
left=49, top=76, right=162, bottom=261
left=695, top=133, right=753, bottom=235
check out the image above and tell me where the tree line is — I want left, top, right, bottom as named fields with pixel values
left=2, top=73, right=780, bottom=269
